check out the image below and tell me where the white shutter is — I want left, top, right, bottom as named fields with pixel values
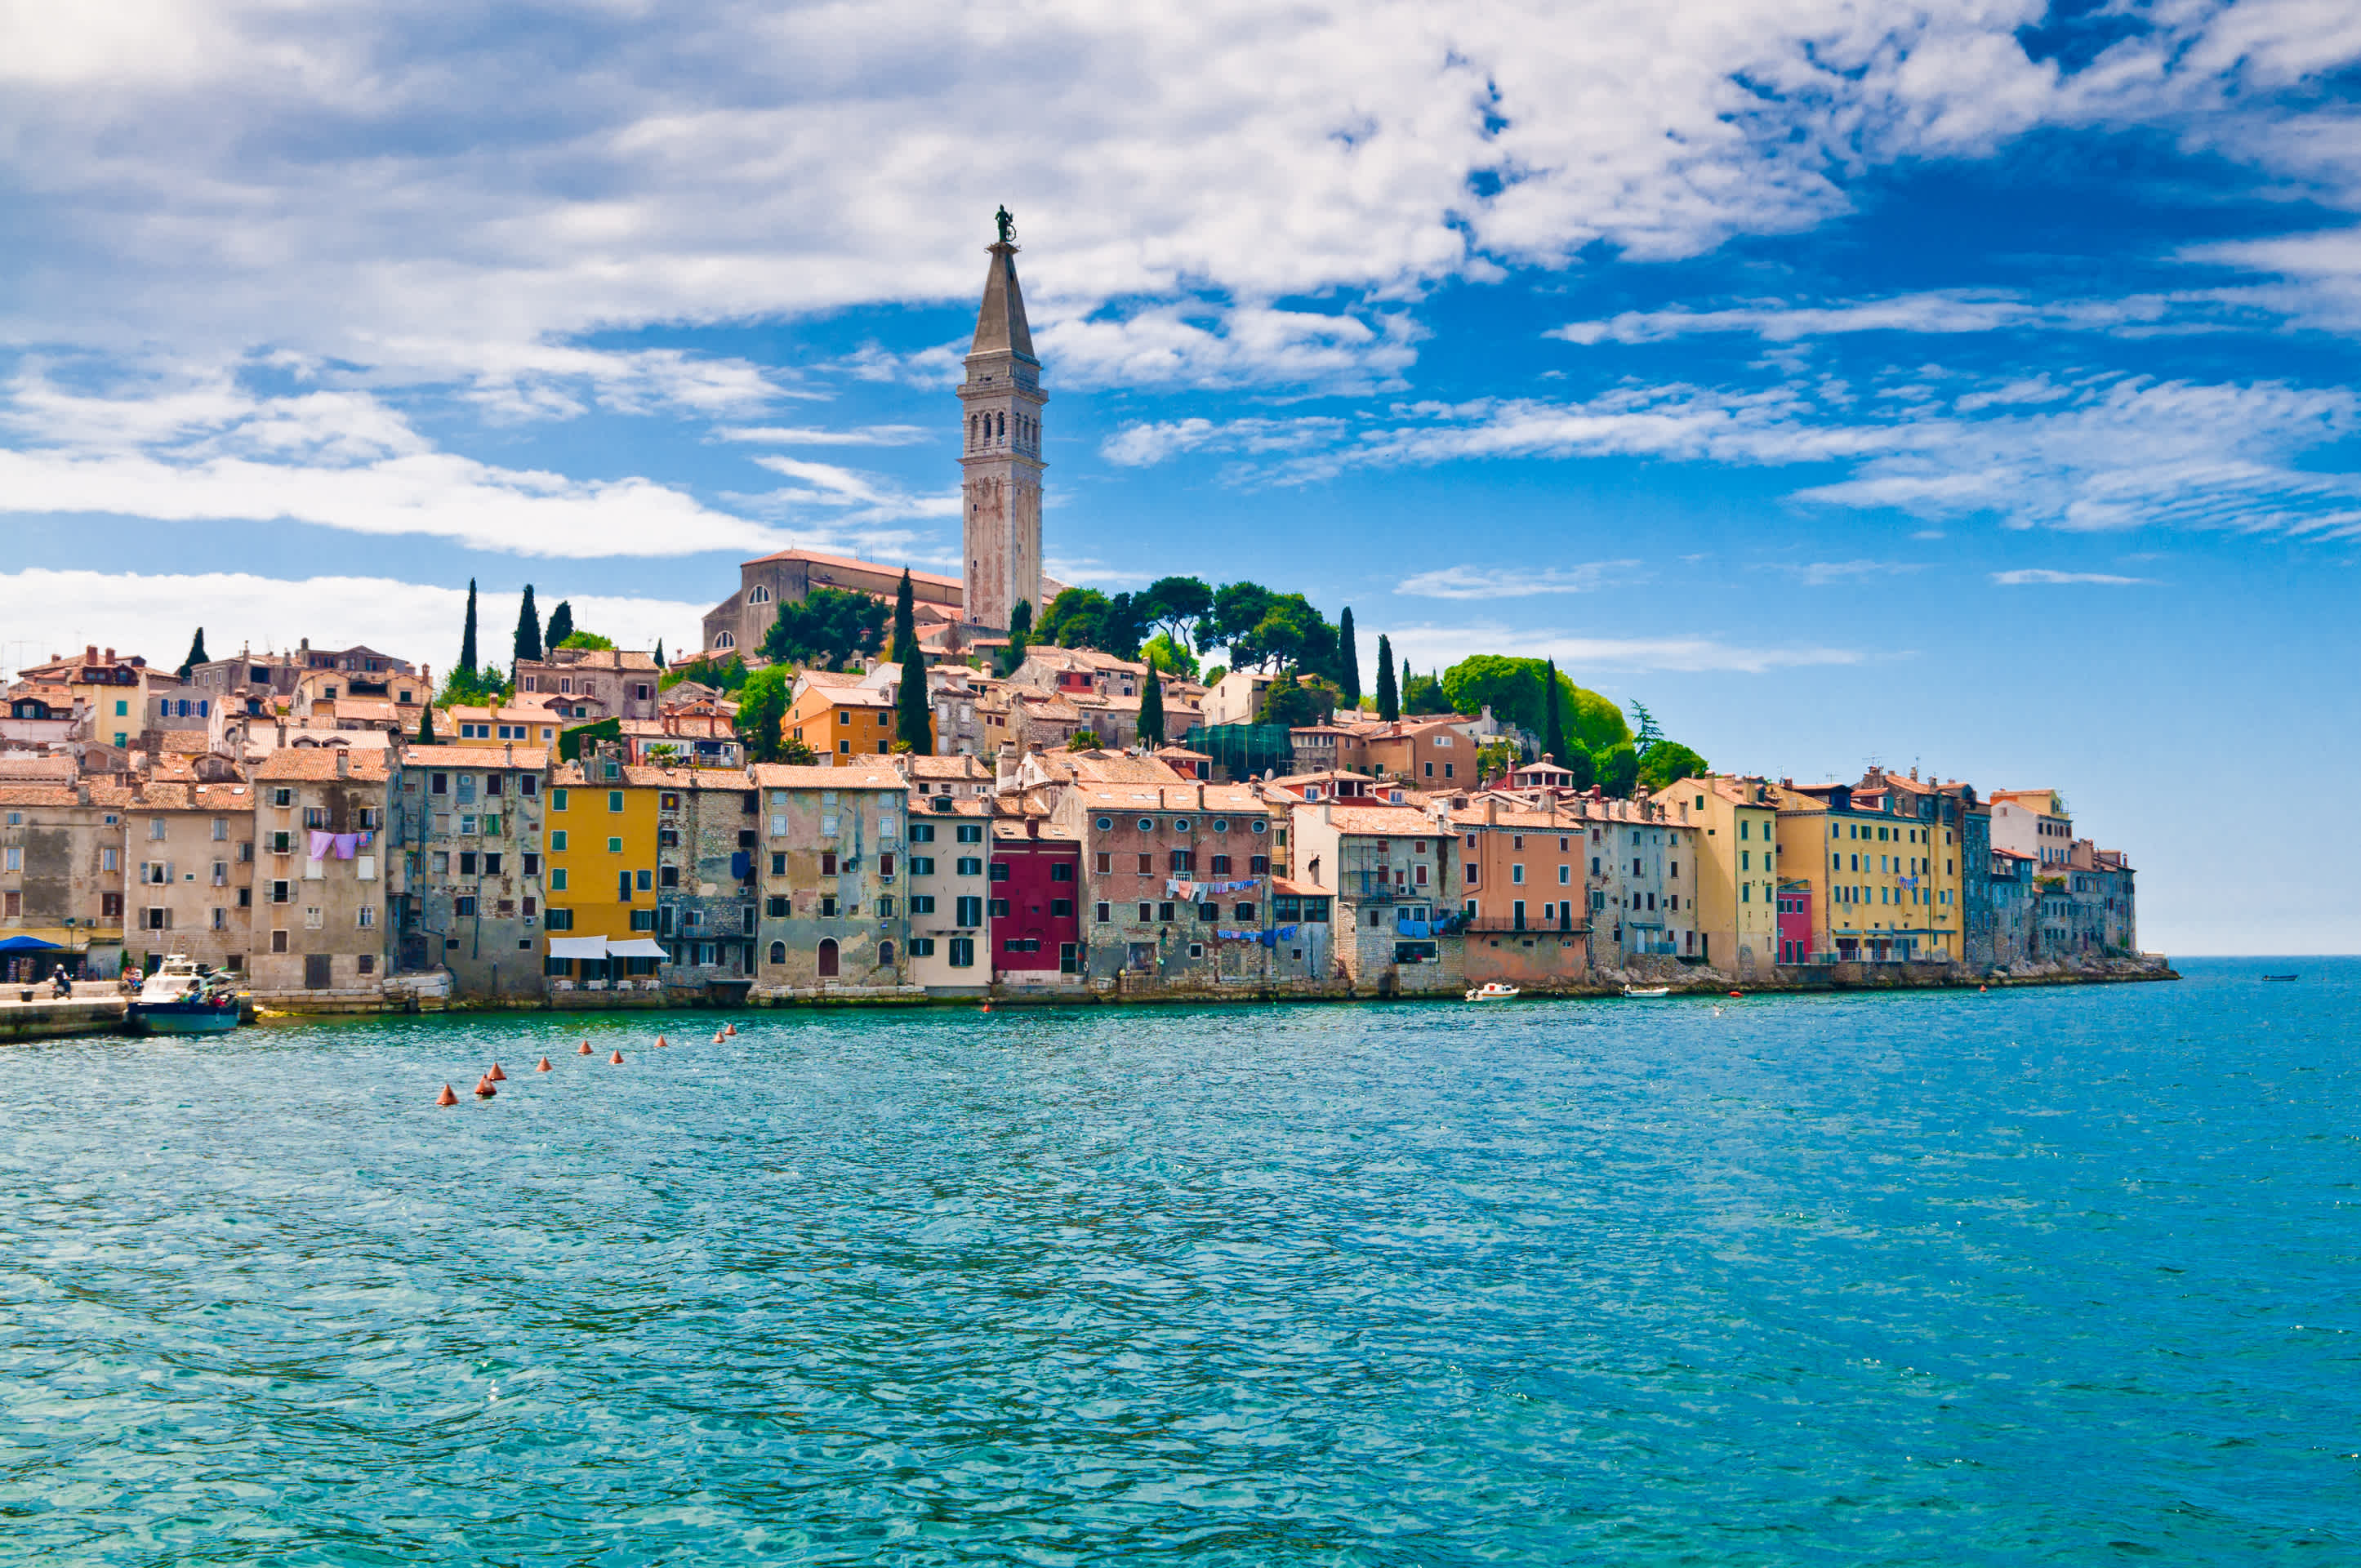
left=357, top=855, right=377, bottom=882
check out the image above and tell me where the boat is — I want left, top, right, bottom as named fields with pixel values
left=1621, top=985, right=1672, bottom=998
left=2261, top=973, right=2299, bottom=982
left=127, top=955, right=244, bottom=1035
left=1464, top=982, right=1521, bottom=1002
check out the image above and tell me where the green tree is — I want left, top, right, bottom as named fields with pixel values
left=778, top=736, right=819, bottom=766
left=416, top=703, right=437, bottom=744
left=1543, top=658, right=1568, bottom=764
left=544, top=599, right=574, bottom=649
left=1404, top=669, right=1452, bottom=715
left=1636, top=741, right=1710, bottom=794
left=513, top=586, right=541, bottom=664
left=1259, top=674, right=1336, bottom=728
left=888, top=569, right=919, bottom=666
left=176, top=628, right=207, bottom=680
left=734, top=666, right=794, bottom=764
left=457, top=578, right=479, bottom=675
left=1138, top=630, right=1199, bottom=680
left=1336, top=608, right=1361, bottom=705
left=764, top=587, right=885, bottom=670
left=1039, top=587, right=1109, bottom=649
left=1560, top=743, right=1597, bottom=791
left=1440, top=656, right=1630, bottom=751
left=1209, top=581, right=1276, bottom=652
left=995, top=599, right=1033, bottom=677
left=1201, top=663, right=1227, bottom=688
left=1141, top=575, right=1214, bottom=648
left=662, top=654, right=748, bottom=693
left=1628, top=699, right=1664, bottom=755
left=893, top=634, right=932, bottom=757
left=1374, top=635, right=1399, bottom=721
left=556, top=630, right=615, bottom=652
left=653, top=639, right=664, bottom=669
left=1476, top=737, right=1522, bottom=781
left=1138, top=662, right=1165, bottom=746
left=1227, top=593, right=1336, bottom=674
left=1067, top=729, right=1102, bottom=752
left=1594, top=741, right=1640, bottom=798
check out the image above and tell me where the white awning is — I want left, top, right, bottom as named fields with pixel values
left=604, top=938, right=670, bottom=959
left=547, top=936, right=610, bottom=960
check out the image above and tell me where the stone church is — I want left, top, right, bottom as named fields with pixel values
left=699, top=218, right=1058, bottom=659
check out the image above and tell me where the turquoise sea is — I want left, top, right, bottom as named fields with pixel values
left=2, top=959, right=2355, bottom=1565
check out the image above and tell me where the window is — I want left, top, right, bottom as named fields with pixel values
left=956, top=895, right=983, bottom=927
left=910, top=823, right=936, bottom=843
left=989, top=861, right=1011, bottom=882
left=947, top=937, right=975, bottom=968
left=1157, top=901, right=1175, bottom=923
left=987, top=898, right=1010, bottom=919
left=455, top=896, right=478, bottom=916
left=770, top=853, right=786, bottom=876
left=1095, top=902, right=1111, bottom=922
left=550, top=868, right=568, bottom=891
left=956, top=824, right=983, bottom=844
left=552, top=789, right=568, bottom=810
left=956, top=856, right=982, bottom=877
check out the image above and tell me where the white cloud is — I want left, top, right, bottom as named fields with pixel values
left=1769, top=559, right=1927, bottom=585
left=1396, top=560, right=1640, bottom=599
left=0, top=0, right=2352, bottom=384
left=1548, top=291, right=2223, bottom=345
left=0, top=365, right=779, bottom=558
left=716, top=424, right=929, bottom=447
left=1387, top=621, right=1862, bottom=675
left=1989, top=568, right=2157, bottom=585
left=0, top=569, right=712, bottom=683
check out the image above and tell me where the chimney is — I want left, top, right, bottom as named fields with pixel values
left=995, top=740, right=1019, bottom=791
left=85, top=644, right=98, bottom=662
left=1196, top=782, right=1205, bottom=809
left=335, top=750, right=350, bottom=778
left=1485, top=797, right=1498, bottom=826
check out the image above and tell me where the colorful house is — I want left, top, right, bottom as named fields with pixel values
left=1653, top=775, right=1780, bottom=977
left=749, top=764, right=911, bottom=994
left=542, top=749, right=666, bottom=987
left=990, top=815, right=1083, bottom=987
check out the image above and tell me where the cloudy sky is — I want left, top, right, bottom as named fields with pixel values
left=3, top=0, right=2358, bottom=953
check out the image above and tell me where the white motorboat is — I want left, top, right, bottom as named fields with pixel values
left=1621, top=985, right=1672, bottom=998
left=1464, top=982, right=1521, bottom=1001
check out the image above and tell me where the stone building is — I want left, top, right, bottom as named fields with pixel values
left=1447, top=799, right=1595, bottom=991
left=902, top=794, right=992, bottom=993
left=699, top=550, right=963, bottom=663
left=398, top=745, right=549, bottom=1000
left=514, top=647, right=662, bottom=723
left=1054, top=781, right=1270, bottom=991
left=247, top=749, right=395, bottom=1002
left=958, top=225, right=1046, bottom=633
left=649, top=764, right=760, bottom=989
left=123, top=777, right=256, bottom=976
left=750, top=764, right=912, bottom=994
left=1288, top=800, right=1457, bottom=991
left=0, top=776, right=135, bottom=978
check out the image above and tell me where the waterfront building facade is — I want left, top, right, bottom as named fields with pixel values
left=903, top=795, right=991, bottom=992
left=1655, top=775, right=1779, bottom=977
left=124, top=777, right=255, bottom=978
left=247, top=749, right=394, bottom=1002
left=750, top=764, right=911, bottom=994
left=399, top=746, right=548, bottom=1000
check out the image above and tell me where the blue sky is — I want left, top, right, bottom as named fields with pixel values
left=2, top=0, right=2358, bottom=954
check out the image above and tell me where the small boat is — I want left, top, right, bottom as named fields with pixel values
left=1621, top=985, right=1672, bottom=998
left=1464, top=982, right=1521, bottom=1002
left=2261, top=973, right=2299, bottom=982
left=127, top=955, right=244, bottom=1035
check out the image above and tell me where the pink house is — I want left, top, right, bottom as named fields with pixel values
left=1776, top=883, right=1813, bottom=964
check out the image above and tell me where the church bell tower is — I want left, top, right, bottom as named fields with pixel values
left=958, top=209, right=1045, bottom=632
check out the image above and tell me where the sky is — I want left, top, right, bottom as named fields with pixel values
left=2, top=0, right=2358, bottom=955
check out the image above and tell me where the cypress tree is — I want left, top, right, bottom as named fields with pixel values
left=1337, top=608, right=1361, bottom=705
left=1138, top=660, right=1165, bottom=746
left=1374, top=635, right=1399, bottom=721
left=1543, top=659, right=1567, bottom=765
left=513, top=586, right=541, bottom=664
left=417, top=702, right=437, bottom=744
left=177, top=628, right=207, bottom=681
left=654, top=639, right=665, bottom=670
left=889, top=569, right=918, bottom=666
left=458, top=579, right=479, bottom=675
left=545, top=599, right=574, bottom=650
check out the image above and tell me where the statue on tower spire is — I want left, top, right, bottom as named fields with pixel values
left=994, top=205, right=1015, bottom=245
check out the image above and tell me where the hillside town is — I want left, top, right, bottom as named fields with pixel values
left=0, top=220, right=2145, bottom=1008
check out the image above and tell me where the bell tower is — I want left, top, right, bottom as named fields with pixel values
left=958, top=208, right=1045, bottom=632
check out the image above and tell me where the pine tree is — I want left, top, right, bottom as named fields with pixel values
left=545, top=599, right=574, bottom=650
left=1337, top=608, right=1361, bottom=705
left=1138, top=662, right=1165, bottom=746
left=1374, top=635, right=1399, bottom=721
left=889, top=569, right=918, bottom=665
left=1543, top=659, right=1567, bottom=765
left=417, top=703, right=437, bottom=744
left=513, top=586, right=541, bottom=664
left=177, top=628, right=207, bottom=681
left=458, top=579, right=479, bottom=675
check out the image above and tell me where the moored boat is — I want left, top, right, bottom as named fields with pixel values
left=127, top=955, right=243, bottom=1035
left=1464, top=982, right=1521, bottom=1002
left=1621, top=985, right=1672, bottom=998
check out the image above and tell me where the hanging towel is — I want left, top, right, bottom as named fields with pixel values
left=332, top=833, right=359, bottom=859
left=308, top=831, right=334, bottom=859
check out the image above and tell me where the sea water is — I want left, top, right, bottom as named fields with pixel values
left=1, top=959, right=2354, bottom=1565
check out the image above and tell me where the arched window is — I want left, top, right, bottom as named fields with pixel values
left=878, top=940, right=895, bottom=967
left=748, top=585, right=772, bottom=605
left=715, top=632, right=736, bottom=650
left=768, top=940, right=786, bottom=965
left=817, top=938, right=840, bottom=978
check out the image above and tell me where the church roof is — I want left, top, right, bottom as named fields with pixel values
left=969, top=243, right=1036, bottom=361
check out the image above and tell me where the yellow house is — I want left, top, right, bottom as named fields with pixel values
left=439, top=703, right=564, bottom=749
left=1654, top=775, right=1780, bottom=977
left=543, top=750, right=663, bottom=983
left=1767, top=778, right=1959, bottom=964
left=785, top=682, right=911, bottom=764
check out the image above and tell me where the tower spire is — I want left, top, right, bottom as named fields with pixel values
left=957, top=211, right=1047, bottom=632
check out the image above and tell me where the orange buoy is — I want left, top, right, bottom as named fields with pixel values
left=487, top=1062, right=506, bottom=1081
left=435, top=1083, right=458, bottom=1107
left=536, top=1057, right=553, bottom=1072
left=577, top=1040, right=593, bottom=1055
left=609, top=1049, right=625, bottom=1064
left=1979, top=984, right=1989, bottom=993
left=474, top=1078, right=497, bottom=1098
left=712, top=1031, right=725, bottom=1043
left=724, top=1022, right=737, bottom=1036
left=1728, top=991, right=1743, bottom=998
left=655, top=1034, right=668, bottom=1049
